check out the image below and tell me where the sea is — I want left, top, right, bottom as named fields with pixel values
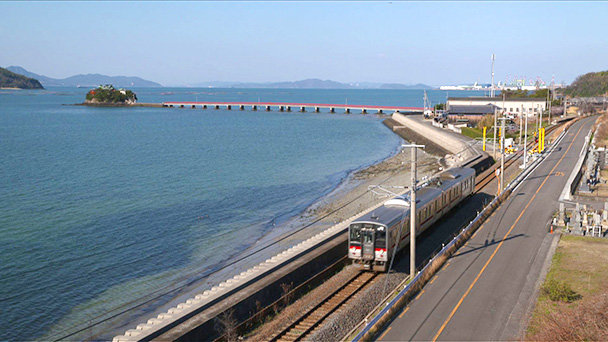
left=0, top=87, right=484, bottom=341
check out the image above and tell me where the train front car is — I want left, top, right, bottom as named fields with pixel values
left=348, top=200, right=408, bottom=272
left=347, top=167, right=475, bottom=272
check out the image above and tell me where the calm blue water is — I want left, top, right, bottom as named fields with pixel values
left=0, top=87, right=483, bottom=341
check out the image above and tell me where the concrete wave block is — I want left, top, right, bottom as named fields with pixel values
left=112, top=336, right=126, bottom=342
left=186, top=298, right=200, bottom=305
left=159, top=310, right=176, bottom=318
left=177, top=303, right=191, bottom=309
left=147, top=318, right=163, bottom=325
left=136, top=323, right=152, bottom=331
left=125, top=329, right=141, bottom=337
left=167, top=307, right=182, bottom=315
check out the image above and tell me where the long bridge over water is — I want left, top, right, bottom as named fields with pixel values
left=162, top=101, right=424, bottom=114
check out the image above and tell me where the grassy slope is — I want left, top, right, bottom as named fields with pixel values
left=527, top=236, right=608, bottom=340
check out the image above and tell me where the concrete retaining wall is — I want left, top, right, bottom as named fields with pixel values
left=391, top=113, right=478, bottom=165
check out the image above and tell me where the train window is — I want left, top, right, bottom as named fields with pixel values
left=375, top=226, right=386, bottom=247
left=350, top=224, right=361, bottom=241
left=363, top=230, right=374, bottom=244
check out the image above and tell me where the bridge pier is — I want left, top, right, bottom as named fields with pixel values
left=361, top=109, right=367, bottom=114
left=279, top=106, right=284, bottom=112
left=226, top=105, right=232, bottom=110
left=215, top=105, right=220, bottom=110
left=239, top=105, right=245, bottom=110
left=266, top=105, right=271, bottom=111
left=286, top=106, right=292, bottom=112
left=180, top=105, right=185, bottom=108
left=252, top=105, right=257, bottom=111
left=377, top=109, right=383, bottom=114
left=300, top=106, right=306, bottom=112
left=203, top=105, right=207, bottom=109
left=329, top=107, right=335, bottom=113
left=315, top=107, right=320, bottom=113
left=191, top=105, right=196, bottom=109
left=345, top=108, right=350, bottom=114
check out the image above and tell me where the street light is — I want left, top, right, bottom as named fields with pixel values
left=402, top=143, right=425, bottom=277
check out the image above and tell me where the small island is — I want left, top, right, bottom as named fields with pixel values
left=84, top=84, right=138, bottom=106
left=0, top=66, right=44, bottom=89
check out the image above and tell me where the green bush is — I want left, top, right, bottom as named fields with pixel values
left=542, top=279, right=581, bottom=302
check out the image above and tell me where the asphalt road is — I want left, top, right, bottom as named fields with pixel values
left=378, top=116, right=596, bottom=341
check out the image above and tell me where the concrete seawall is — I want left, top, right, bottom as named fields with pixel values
left=391, top=113, right=479, bottom=166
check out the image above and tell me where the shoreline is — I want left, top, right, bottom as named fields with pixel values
left=99, top=117, right=443, bottom=340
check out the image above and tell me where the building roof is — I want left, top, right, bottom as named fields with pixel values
left=448, top=97, right=546, bottom=102
left=448, top=104, right=500, bottom=115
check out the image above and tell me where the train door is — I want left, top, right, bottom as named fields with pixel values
left=361, top=227, right=375, bottom=261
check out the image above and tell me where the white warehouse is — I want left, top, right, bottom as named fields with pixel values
left=447, top=97, right=547, bottom=117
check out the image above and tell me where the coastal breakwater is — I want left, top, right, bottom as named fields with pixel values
left=390, top=113, right=482, bottom=167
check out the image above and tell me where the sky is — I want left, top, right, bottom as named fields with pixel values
left=1, top=1, right=607, bottom=87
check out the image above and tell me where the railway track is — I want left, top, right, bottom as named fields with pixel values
left=474, top=124, right=559, bottom=193
left=269, top=271, right=378, bottom=342
left=228, top=123, right=566, bottom=342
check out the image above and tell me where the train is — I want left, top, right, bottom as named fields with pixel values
left=348, top=167, right=476, bottom=272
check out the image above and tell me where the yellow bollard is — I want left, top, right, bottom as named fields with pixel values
left=483, top=127, right=487, bottom=151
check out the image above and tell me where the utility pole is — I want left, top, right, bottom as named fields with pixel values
left=500, top=118, right=506, bottom=193
left=547, top=85, right=552, bottom=125
left=493, top=107, right=498, bottom=159
left=403, top=143, right=425, bottom=277
left=490, top=53, right=496, bottom=98
left=519, top=108, right=523, bottom=146
left=523, top=104, right=528, bottom=169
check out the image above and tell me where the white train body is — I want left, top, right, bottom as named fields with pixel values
left=348, top=167, right=476, bottom=272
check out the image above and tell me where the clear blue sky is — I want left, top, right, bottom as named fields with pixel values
left=1, top=1, right=606, bottom=86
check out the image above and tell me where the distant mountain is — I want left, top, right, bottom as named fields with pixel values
left=6, top=66, right=62, bottom=86
left=0, top=67, right=44, bottom=89
left=6, top=66, right=162, bottom=88
left=379, top=83, right=433, bottom=90
left=190, top=79, right=432, bottom=90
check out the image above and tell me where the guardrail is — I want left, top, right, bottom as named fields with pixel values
left=350, top=124, right=569, bottom=342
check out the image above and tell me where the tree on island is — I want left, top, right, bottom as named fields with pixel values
left=85, top=84, right=137, bottom=104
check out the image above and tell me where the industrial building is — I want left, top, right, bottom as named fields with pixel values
left=447, top=97, right=547, bottom=117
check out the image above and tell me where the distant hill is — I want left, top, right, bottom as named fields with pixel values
left=190, top=78, right=432, bottom=90
left=0, top=67, right=44, bottom=89
left=6, top=66, right=162, bottom=88
left=565, top=71, right=608, bottom=97
left=379, top=83, right=433, bottom=90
